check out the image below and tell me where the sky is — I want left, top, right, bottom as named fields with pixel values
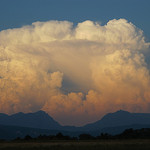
left=0, top=0, right=150, bottom=126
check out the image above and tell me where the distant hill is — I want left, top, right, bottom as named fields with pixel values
left=0, top=110, right=62, bottom=130
left=0, top=124, right=57, bottom=140
left=99, top=124, right=150, bottom=135
left=82, top=110, right=150, bottom=131
left=1, top=110, right=150, bottom=139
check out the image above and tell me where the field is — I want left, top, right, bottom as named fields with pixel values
left=0, top=139, right=150, bottom=150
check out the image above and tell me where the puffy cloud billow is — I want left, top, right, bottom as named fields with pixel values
left=0, top=19, right=150, bottom=126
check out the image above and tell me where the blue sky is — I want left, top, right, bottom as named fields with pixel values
left=0, top=0, right=150, bottom=40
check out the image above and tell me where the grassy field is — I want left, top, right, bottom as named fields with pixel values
left=0, top=139, right=150, bottom=150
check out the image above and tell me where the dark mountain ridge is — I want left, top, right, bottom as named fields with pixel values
left=82, top=110, right=150, bottom=131
left=1, top=109, right=150, bottom=139
left=0, top=110, right=62, bottom=130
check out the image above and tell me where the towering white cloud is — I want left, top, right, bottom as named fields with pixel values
left=0, top=19, right=150, bottom=126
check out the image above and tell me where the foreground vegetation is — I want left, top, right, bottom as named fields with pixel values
left=0, top=139, right=150, bottom=150
left=1, top=128, right=150, bottom=150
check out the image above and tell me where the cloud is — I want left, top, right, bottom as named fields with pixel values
left=0, top=19, right=150, bottom=126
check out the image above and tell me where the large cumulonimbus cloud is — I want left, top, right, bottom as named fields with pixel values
left=0, top=19, right=150, bottom=126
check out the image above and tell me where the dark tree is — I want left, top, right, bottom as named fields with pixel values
left=24, top=135, right=32, bottom=141
left=79, top=134, right=94, bottom=140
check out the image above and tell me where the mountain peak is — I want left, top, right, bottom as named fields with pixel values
left=83, top=110, right=150, bottom=132
left=0, top=110, right=62, bottom=130
left=34, top=110, right=47, bottom=115
left=102, top=110, right=130, bottom=119
left=12, top=110, right=47, bottom=117
left=114, top=110, right=130, bottom=114
left=101, top=110, right=131, bottom=121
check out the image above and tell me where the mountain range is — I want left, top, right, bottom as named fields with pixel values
left=82, top=110, right=150, bottom=130
left=1, top=110, right=150, bottom=139
left=0, top=110, right=61, bottom=130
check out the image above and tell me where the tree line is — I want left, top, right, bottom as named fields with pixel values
left=1, top=128, right=150, bottom=142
